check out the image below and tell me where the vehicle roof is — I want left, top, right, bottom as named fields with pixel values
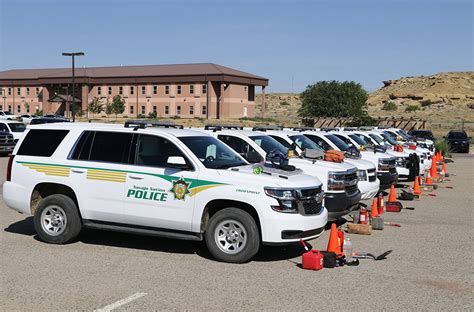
left=0, top=120, right=23, bottom=124
left=28, top=122, right=206, bottom=137
left=447, top=130, right=466, bottom=134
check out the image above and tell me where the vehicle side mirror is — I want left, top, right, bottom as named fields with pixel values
left=245, top=150, right=262, bottom=163
left=167, top=156, right=189, bottom=169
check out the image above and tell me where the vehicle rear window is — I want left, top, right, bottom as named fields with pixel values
left=17, top=129, right=69, bottom=157
left=71, top=131, right=133, bottom=164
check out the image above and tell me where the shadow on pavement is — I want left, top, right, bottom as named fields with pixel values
left=4, top=216, right=36, bottom=236
left=5, top=218, right=308, bottom=263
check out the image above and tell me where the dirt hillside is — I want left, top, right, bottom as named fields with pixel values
left=255, top=72, right=474, bottom=132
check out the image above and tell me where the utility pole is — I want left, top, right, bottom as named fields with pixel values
left=62, top=52, right=84, bottom=122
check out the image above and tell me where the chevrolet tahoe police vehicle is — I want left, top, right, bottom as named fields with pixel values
left=200, top=125, right=361, bottom=220
left=3, top=121, right=327, bottom=263
left=250, top=126, right=380, bottom=197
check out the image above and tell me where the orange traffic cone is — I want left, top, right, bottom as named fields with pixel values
left=370, top=198, right=379, bottom=219
left=442, top=162, right=448, bottom=175
left=430, top=158, right=437, bottom=179
left=425, top=171, right=433, bottom=185
left=413, top=176, right=422, bottom=195
left=388, top=184, right=397, bottom=202
left=327, top=223, right=341, bottom=255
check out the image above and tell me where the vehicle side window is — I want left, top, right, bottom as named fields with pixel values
left=135, top=134, right=187, bottom=168
left=18, top=130, right=69, bottom=157
left=71, top=131, right=94, bottom=160
left=334, top=134, right=350, bottom=145
left=0, top=123, right=9, bottom=132
left=218, top=135, right=257, bottom=159
left=88, top=131, right=133, bottom=164
left=308, top=135, right=331, bottom=151
left=269, top=135, right=292, bottom=148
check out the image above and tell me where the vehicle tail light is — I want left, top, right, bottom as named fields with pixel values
left=6, top=154, right=14, bottom=182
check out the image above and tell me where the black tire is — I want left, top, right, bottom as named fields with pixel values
left=205, top=208, right=260, bottom=263
left=33, top=194, right=82, bottom=244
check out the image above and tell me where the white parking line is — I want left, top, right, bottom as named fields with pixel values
left=94, top=292, right=147, bottom=312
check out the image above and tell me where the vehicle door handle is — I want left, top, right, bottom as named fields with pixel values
left=129, top=175, right=144, bottom=180
left=71, top=169, right=85, bottom=174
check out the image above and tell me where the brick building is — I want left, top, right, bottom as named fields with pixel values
left=0, top=63, right=268, bottom=119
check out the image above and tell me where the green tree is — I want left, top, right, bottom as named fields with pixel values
left=111, top=95, right=125, bottom=120
left=298, top=81, right=368, bottom=118
left=88, top=97, right=104, bottom=119
left=382, top=101, right=397, bottom=111
left=105, top=97, right=113, bottom=117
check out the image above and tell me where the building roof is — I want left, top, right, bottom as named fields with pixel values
left=0, top=63, right=268, bottom=86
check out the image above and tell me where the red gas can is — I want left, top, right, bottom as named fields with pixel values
left=359, top=207, right=368, bottom=224
left=302, top=250, right=324, bottom=271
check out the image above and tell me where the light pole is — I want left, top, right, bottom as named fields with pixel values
left=1, top=88, right=5, bottom=111
left=62, top=52, right=84, bottom=122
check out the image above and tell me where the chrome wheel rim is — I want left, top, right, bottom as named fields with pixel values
left=214, top=220, right=247, bottom=254
left=40, top=205, right=67, bottom=236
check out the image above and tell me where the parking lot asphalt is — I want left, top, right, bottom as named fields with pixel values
left=1, top=154, right=473, bottom=311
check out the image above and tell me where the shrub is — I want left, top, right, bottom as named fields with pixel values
left=382, top=101, right=397, bottom=111
left=405, top=104, right=420, bottom=112
left=280, top=100, right=290, bottom=106
left=345, top=114, right=378, bottom=127
left=171, top=115, right=181, bottom=119
left=435, top=138, right=451, bottom=157
left=148, top=112, right=157, bottom=119
left=137, top=114, right=146, bottom=118
left=239, top=116, right=277, bottom=122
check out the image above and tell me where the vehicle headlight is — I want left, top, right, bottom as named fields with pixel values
left=327, top=171, right=346, bottom=191
left=264, top=188, right=298, bottom=213
left=395, top=157, right=407, bottom=167
left=357, top=170, right=367, bottom=181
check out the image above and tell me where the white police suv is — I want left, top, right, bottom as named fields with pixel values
left=3, top=121, right=327, bottom=263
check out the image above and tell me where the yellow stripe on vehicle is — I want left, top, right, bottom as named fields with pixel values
left=189, top=184, right=223, bottom=197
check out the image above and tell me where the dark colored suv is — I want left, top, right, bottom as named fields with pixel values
left=408, top=129, right=435, bottom=141
left=445, top=131, right=470, bottom=153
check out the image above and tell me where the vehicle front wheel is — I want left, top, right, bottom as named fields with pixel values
left=205, top=208, right=260, bottom=263
left=33, top=194, right=82, bottom=244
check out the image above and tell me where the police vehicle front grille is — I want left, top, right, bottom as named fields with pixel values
left=302, top=200, right=323, bottom=215
left=345, top=184, right=359, bottom=195
left=344, top=171, right=358, bottom=195
left=0, top=135, right=14, bottom=144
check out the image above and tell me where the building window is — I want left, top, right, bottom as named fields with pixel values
left=130, top=105, right=134, bottom=114
left=36, top=87, right=40, bottom=95
left=190, top=85, right=194, bottom=94
left=108, top=87, right=112, bottom=95
left=141, top=86, right=146, bottom=95
left=153, top=106, right=157, bottom=113
left=141, top=106, right=145, bottom=115
left=177, top=85, right=181, bottom=95
left=17, top=105, right=20, bottom=112
left=17, top=88, right=21, bottom=96
left=244, top=86, right=248, bottom=92
left=202, top=84, right=207, bottom=94
left=26, top=88, right=30, bottom=95
left=26, top=104, right=30, bottom=113
left=130, top=86, right=134, bottom=95
left=164, top=106, right=169, bottom=114
left=189, top=105, right=194, bottom=115
left=153, top=85, right=157, bottom=95
left=176, top=105, right=181, bottom=115
left=8, top=88, right=12, bottom=96
left=165, top=85, right=170, bottom=95
left=202, top=106, right=207, bottom=115
left=97, top=86, right=102, bottom=96
left=8, top=105, right=12, bottom=112
left=119, top=86, right=123, bottom=95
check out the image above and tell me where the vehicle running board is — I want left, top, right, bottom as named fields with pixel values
left=83, top=219, right=203, bottom=241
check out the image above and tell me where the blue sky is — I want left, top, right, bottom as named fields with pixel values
left=0, top=0, right=472, bottom=92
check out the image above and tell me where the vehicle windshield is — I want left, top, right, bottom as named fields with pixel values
left=411, top=130, right=433, bottom=140
left=3, top=112, right=12, bottom=115
left=347, top=134, right=366, bottom=146
left=179, top=136, right=247, bottom=169
left=447, top=132, right=467, bottom=139
left=289, top=134, right=323, bottom=151
left=396, top=130, right=411, bottom=141
left=325, top=134, right=349, bottom=151
left=250, top=135, right=288, bottom=155
left=369, top=133, right=385, bottom=145
left=381, top=133, right=398, bottom=145
left=8, top=123, right=26, bottom=132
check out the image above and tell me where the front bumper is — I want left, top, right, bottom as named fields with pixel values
left=358, top=179, right=380, bottom=200
left=324, top=190, right=361, bottom=221
left=261, top=207, right=328, bottom=244
left=377, top=170, right=398, bottom=189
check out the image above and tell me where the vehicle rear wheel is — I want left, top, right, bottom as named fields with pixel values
left=205, top=208, right=260, bottom=263
left=33, top=194, right=82, bottom=244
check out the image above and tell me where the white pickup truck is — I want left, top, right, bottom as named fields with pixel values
left=0, top=111, right=20, bottom=120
